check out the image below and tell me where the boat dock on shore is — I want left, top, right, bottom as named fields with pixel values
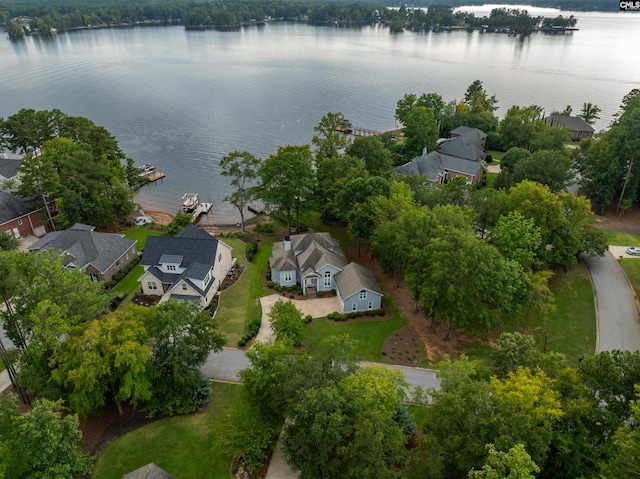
left=192, top=202, right=213, bottom=223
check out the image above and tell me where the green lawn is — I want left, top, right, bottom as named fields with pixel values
left=114, top=265, right=143, bottom=295
left=121, top=228, right=163, bottom=252
left=619, top=258, right=640, bottom=302
left=302, top=298, right=407, bottom=362
left=215, top=237, right=274, bottom=344
left=485, top=172, right=498, bottom=188
left=91, top=383, right=240, bottom=479
left=487, top=150, right=504, bottom=162
left=600, top=229, right=640, bottom=246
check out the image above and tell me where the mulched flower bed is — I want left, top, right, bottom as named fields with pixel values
left=131, top=293, right=161, bottom=307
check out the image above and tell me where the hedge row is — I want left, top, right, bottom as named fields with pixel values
left=238, top=318, right=262, bottom=347
left=327, top=309, right=384, bottom=321
left=104, top=256, right=141, bottom=289
left=246, top=241, right=258, bottom=263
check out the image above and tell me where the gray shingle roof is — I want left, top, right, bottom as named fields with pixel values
left=0, top=158, right=20, bottom=180
left=437, top=136, right=485, bottom=161
left=297, top=240, right=347, bottom=272
left=0, top=191, right=39, bottom=224
left=394, top=151, right=446, bottom=182
left=544, top=114, right=595, bottom=133
left=122, top=463, right=177, bottom=479
left=28, top=223, right=136, bottom=273
left=159, top=254, right=184, bottom=265
left=270, top=243, right=298, bottom=271
left=335, top=262, right=383, bottom=299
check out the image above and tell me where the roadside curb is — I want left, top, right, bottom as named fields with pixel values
left=581, top=253, right=600, bottom=354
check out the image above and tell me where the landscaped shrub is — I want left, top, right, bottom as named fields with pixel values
left=485, top=153, right=493, bottom=164
left=316, top=290, right=325, bottom=297
left=296, top=288, right=303, bottom=295
left=266, top=270, right=271, bottom=280
left=192, top=372, right=212, bottom=407
left=331, top=289, right=336, bottom=295
left=254, top=222, right=276, bottom=234
left=245, top=241, right=258, bottom=262
left=238, top=337, right=247, bottom=347
left=267, top=280, right=274, bottom=288
left=275, top=284, right=282, bottom=292
left=304, top=314, right=313, bottom=324
left=341, top=314, right=349, bottom=321
left=376, top=309, right=385, bottom=316
left=349, top=312, right=357, bottom=319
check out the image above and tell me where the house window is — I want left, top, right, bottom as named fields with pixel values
left=359, top=290, right=367, bottom=300
left=218, top=253, right=222, bottom=262
left=204, top=273, right=211, bottom=286
left=182, top=283, right=188, bottom=291
left=90, top=274, right=99, bottom=282
left=167, top=265, right=176, bottom=271
left=324, top=271, right=331, bottom=287
left=147, top=281, right=158, bottom=290
left=352, top=303, right=357, bottom=312
left=17, top=219, right=23, bottom=225
left=284, top=272, right=293, bottom=283
left=368, top=301, right=373, bottom=310
left=125, top=252, right=129, bottom=260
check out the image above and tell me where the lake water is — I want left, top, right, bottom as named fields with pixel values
left=1, top=6, right=639, bottom=223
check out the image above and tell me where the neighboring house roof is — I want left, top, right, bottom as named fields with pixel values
left=122, top=463, right=177, bottom=479
left=28, top=223, right=135, bottom=273
left=544, top=114, right=595, bottom=133
left=0, top=191, right=39, bottom=224
left=450, top=126, right=488, bottom=143
left=141, top=226, right=223, bottom=296
left=437, top=136, right=485, bottom=161
left=395, top=151, right=446, bottom=182
left=271, top=232, right=347, bottom=276
left=336, top=262, right=383, bottom=299
left=0, top=158, right=20, bottom=181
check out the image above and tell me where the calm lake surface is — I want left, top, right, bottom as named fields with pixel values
left=1, top=5, right=639, bottom=223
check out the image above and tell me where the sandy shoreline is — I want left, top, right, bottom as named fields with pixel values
left=137, top=207, right=244, bottom=235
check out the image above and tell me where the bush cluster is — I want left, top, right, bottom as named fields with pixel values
left=254, top=222, right=276, bottom=234
left=238, top=319, right=262, bottom=347
left=246, top=241, right=258, bottom=262
left=303, top=314, right=313, bottom=324
left=316, top=290, right=325, bottom=297
left=104, top=256, right=141, bottom=289
left=272, top=283, right=302, bottom=295
left=326, top=309, right=384, bottom=321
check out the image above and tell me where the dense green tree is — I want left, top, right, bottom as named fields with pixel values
left=500, top=147, right=531, bottom=173
left=602, top=386, right=640, bottom=477
left=529, top=124, right=571, bottom=152
left=345, top=135, right=393, bottom=177
left=311, top=112, right=350, bottom=163
left=0, top=396, right=92, bottom=479
left=316, top=154, right=367, bottom=221
left=145, top=301, right=225, bottom=415
left=220, top=150, right=259, bottom=231
left=268, top=299, right=304, bottom=346
left=499, top=105, right=544, bottom=150
left=469, top=188, right=506, bottom=238
left=53, top=310, right=152, bottom=416
left=256, top=145, right=315, bottom=232
left=347, top=200, right=376, bottom=257
left=165, top=211, right=193, bottom=236
left=0, top=232, right=19, bottom=252
left=512, top=150, right=575, bottom=193
left=464, top=80, right=498, bottom=114
left=402, top=106, right=439, bottom=159
left=468, top=443, right=539, bottom=479
left=490, top=212, right=541, bottom=270
left=490, top=332, right=540, bottom=378
left=579, top=102, right=601, bottom=126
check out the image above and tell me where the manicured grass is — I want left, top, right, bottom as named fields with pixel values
left=114, top=265, right=143, bottom=295
left=619, top=258, right=640, bottom=302
left=121, top=228, right=163, bottom=252
left=487, top=150, right=504, bottom=162
left=91, top=383, right=241, bottom=479
left=600, top=229, right=640, bottom=246
left=485, top=172, right=498, bottom=188
left=302, top=298, right=407, bottom=362
left=215, top=237, right=274, bottom=344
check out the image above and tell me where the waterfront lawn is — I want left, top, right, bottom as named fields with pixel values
left=91, top=382, right=240, bottom=479
left=122, top=228, right=163, bottom=252
left=302, top=298, right=406, bottom=361
left=114, top=265, right=143, bottom=295
left=600, top=229, right=640, bottom=246
left=215, top=237, right=273, bottom=344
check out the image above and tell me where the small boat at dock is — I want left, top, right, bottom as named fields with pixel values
left=182, top=193, right=199, bottom=213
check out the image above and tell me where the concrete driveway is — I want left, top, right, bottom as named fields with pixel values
left=609, top=245, right=640, bottom=259
left=256, top=294, right=340, bottom=342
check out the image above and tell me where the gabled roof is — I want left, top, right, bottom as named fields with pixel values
left=394, top=151, right=446, bottom=182
left=297, top=240, right=347, bottom=273
left=450, top=126, right=487, bottom=143
left=0, top=158, right=20, bottom=180
left=28, top=223, right=135, bottom=273
left=122, top=463, right=177, bottom=479
left=290, top=232, right=342, bottom=256
left=335, top=262, right=383, bottom=299
left=177, top=224, right=213, bottom=240
left=270, top=243, right=298, bottom=271
left=0, top=191, right=40, bottom=224
left=544, top=114, right=595, bottom=133
left=439, top=153, right=484, bottom=177
left=437, top=136, right=485, bottom=161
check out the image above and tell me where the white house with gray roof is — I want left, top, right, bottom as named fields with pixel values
left=269, top=232, right=382, bottom=312
left=28, top=223, right=137, bottom=281
left=139, top=225, right=233, bottom=307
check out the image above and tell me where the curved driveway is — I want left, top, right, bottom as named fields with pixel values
left=582, top=251, right=640, bottom=352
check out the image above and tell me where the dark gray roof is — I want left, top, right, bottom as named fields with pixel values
left=28, top=223, right=136, bottom=273
left=544, top=114, right=595, bottom=133
left=394, top=151, right=446, bottom=182
left=0, top=191, right=40, bottom=224
left=270, top=244, right=298, bottom=271
left=0, top=158, right=20, bottom=180
left=141, top=226, right=220, bottom=295
left=335, top=262, right=383, bottom=299
left=439, top=153, right=484, bottom=177
left=122, top=463, right=177, bottom=479
left=297, top=240, right=347, bottom=272
left=437, top=136, right=485, bottom=161
left=290, top=232, right=342, bottom=256
left=450, top=126, right=487, bottom=142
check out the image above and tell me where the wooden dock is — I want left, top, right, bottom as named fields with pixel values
left=145, top=171, right=165, bottom=182
left=192, top=202, right=213, bottom=223
left=335, top=125, right=399, bottom=137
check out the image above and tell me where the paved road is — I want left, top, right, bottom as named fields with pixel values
left=582, top=251, right=640, bottom=352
